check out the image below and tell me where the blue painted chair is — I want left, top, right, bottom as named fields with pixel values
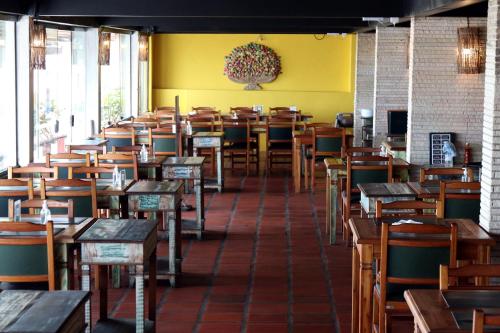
left=373, top=222, right=457, bottom=333
left=0, top=221, right=55, bottom=291
left=149, top=127, right=179, bottom=157
left=95, top=152, right=139, bottom=181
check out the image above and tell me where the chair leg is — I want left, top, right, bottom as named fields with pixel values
left=373, top=291, right=380, bottom=332
left=311, top=159, right=315, bottom=191
left=211, top=148, right=216, bottom=176
left=304, top=159, right=309, bottom=190
left=379, top=305, right=386, bottom=333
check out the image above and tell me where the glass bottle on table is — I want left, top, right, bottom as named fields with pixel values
left=40, top=200, right=51, bottom=225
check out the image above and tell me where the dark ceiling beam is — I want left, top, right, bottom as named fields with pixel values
left=401, top=0, right=486, bottom=17
left=36, top=0, right=403, bottom=18
left=0, top=0, right=32, bottom=15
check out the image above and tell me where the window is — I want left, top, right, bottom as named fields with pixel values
left=100, top=32, right=131, bottom=127
left=0, top=20, right=16, bottom=169
left=33, top=27, right=87, bottom=161
left=139, top=55, right=148, bottom=114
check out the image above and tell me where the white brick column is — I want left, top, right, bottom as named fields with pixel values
left=407, top=17, right=486, bottom=166
left=481, top=0, right=500, bottom=234
left=353, top=33, right=375, bottom=146
left=373, top=27, right=410, bottom=148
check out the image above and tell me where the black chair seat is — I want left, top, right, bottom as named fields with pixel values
left=269, top=142, right=292, bottom=150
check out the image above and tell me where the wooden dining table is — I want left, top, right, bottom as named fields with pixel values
left=404, top=289, right=500, bottom=333
left=349, top=216, right=495, bottom=333
left=358, top=182, right=416, bottom=216
left=408, top=181, right=482, bottom=200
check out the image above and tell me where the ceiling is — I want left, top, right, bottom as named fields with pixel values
left=0, top=0, right=488, bottom=33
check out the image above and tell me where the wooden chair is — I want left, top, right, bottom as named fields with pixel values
left=309, top=127, right=345, bottom=191
left=440, top=264, right=500, bottom=291
left=8, top=166, right=58, bottom=179
left=189, top=117, right=216, bottom=174
left=437, top=181, right=481, bottom=223
left=102, top=127, right=135, bottom=153
left=375, top=200, right=438, bottom=219
left=0, top=221, right=55, bottom=290
left=155, top=109, right=176, bottom=122
left=155, top=106, right=176, bottom=112
left=41, top=178, right=98, bottom=218
left=342, top=154, right=393, bottom=243
left=45, top=152, right=91, bottom=179
left=112, top=145, right=145, bottom=155
left=473, top=309, right=500, bottom=333
left=69, top=166, right=114, bottom=180
left=222, top=121, right=252, bottom=175
left=8, top=199, right=74, bottom=219
left=94, top=152, right=139, bottom=181
left=373, top=222, right=458, bottom=333
left=269, top=113, right=298, bottom=122
left=266, top=119, right=295, bottom=171
left=193, top=107, right=221, bottom=121
left=419, top=167, right=472, bottom=183
left=0, top=179, right=34, bottom=217
left=149, top=127, right=180, bottom=157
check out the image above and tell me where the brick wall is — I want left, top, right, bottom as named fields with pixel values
left=353, top=33, right=375, bottom=146
left=407, top=17, right=486, bottom=166
left=373, top=27, right=410, bottom=148
left=481, top=0, right=500, bottom=234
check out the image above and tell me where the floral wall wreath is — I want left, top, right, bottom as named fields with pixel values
left=224, top=42, right=282, bottom=90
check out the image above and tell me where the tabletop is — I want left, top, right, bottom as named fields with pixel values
left=193, top=132, right=224, bottom=137
left=164, top=156, right=206, bottom=166
left=358, top=183, right=415, bottom=197
left=126, top=180, right=183, bottom=194
left=67, top=138, right=108, bottom=146
left=408, top=181, right=481, bottom=198
left=77, top=218, right=156, bottom=243
left=138, top=155, right=167, bottom=167
left=349, top=217, right=495, bottom=246
left=404, top=289, right=500, bottom=333
left=0, top=290, right=89, bottom=332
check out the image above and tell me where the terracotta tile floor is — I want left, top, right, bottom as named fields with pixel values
left=88, top=170, right=412, bottom=333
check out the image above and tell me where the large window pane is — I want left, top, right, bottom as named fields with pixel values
left=33, top=28, right=87, bottom=161
left=0, top=20, right=17, bottom=169
left=101, top=32, right=131, bottom=127
left=139, top=58, right=148, bottom=114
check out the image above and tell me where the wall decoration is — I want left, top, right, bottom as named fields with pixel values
left=224, top=42, right=281, bottom=90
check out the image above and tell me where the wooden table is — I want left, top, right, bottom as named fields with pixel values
left=67, top=138, right=108, bottom=153
left=408, top=181, right=481, bottom=200
left=0, top=290, right=90, bottom=333
left=193, top=132, right=224, bottom=192
left=127, top=180, right=183, bottom=286
left=78, top=219, right=157, bottom=333
left=358, top=183, right=416, bottom=216
left=324, top=158, right=345, bottom=244
left=138, top=155, right=167, bottom=180
left=349, top=217, right=495, bottom=333
left=404, top=289, right=500, bottom=333
left=381, top=140, right=406, bottom=160
left=163, top=157, right=206, bottom=240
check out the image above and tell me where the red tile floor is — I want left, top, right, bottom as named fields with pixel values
left=88, top=170, right=411, bottom=333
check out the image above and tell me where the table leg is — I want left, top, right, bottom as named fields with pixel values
left=168, top=205, right=182, bottom=287
left=294, top=138, right=301, bottom=193
left=477, top=245, right=491, bottom=285
left=326, top=169, right=331, bottom=239
left=216, top=147, right=223, bottom=192
left=195, top=177, right=204, bottom=240
left=352, top=247, right=360, bottom=333
left=330, top=170, right=338, bottom=245
left=193, top=147, right=198, bottom=157
left=359, top=245, right=374, bottom=333
left=135, top=264, right=145, bottom=333
left=98, top=265, right=108, bottom=320
left=55, top=243, right=71, bottom=290
left=82, top=264, right=91, bottom=333
left=149, top=249, right=157, bottom=324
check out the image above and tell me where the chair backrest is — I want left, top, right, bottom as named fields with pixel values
left=95, top=152, right=139, bottom=181
left=345, top=147, right=382, bottom=157
left=155, top=109, right=176, bottom=122
left=346, top=154, right=392, bottom=199
left=189, top=118, right=215, bottom=133
left=379, top=222, right=457, bottom=303
left=269, top=113, right=297, bottom=121
left=266, top=119, right=295, bottom=144
left=112, top=145, right=144, bottom=155
left=41, top=178, right=98, bottom=218
left=312, top=127, right=345, bottom=157
left=375, top=200, right=438, bottom=219
left=45, top=153, right=91, bottom=179
left=230, top=107, right=254, bottom=113
left=0, top=179, right=34, bottom=217
left=301, top=122, right=332, bottom=130
left=69, top=166, right=114, bottom=179
left=473, top=309, right=500, bottom=333
left=155, top=106, right=176, bottom=112
left=103, top=127, right=135, bottom=152
left=193, top=107, right=221, bottom=120
left=440, top=264, right=500, bottom=291
left=0, top=221, right=55, bottom=290
left=149, top=127, right=179, bottom=156
left=8, top=199, right=74, bottom=219
left=419, top=167, right=472, bottom=183
left=234, top=112, right=260, bottom=121
left=222, top=121, right=250, bottom=145
left=437, top=181, right=481, bottom=223
left=8, top=166, right=58, bottom=179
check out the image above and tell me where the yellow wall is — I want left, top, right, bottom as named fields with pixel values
left=152, top=34, right=356, bottom=123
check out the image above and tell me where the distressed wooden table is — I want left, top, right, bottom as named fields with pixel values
left=358, top=182, right=416, bottom=216
left=163, top=157, right=206, bottom=240
left=405, top=289, right=500, bottom=333
left=138, top=155, right=167, bottom=180
left=78, top=218, right=157, bottom=333
left=324, top=158, right=345, bottom=244
left=127, top=180, right=184, bottom=286
left=0, top=290, right=90, bottom=333
left=349, top=217, right=495, bottom=333
left=192, top=132, right=224, bottom=192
